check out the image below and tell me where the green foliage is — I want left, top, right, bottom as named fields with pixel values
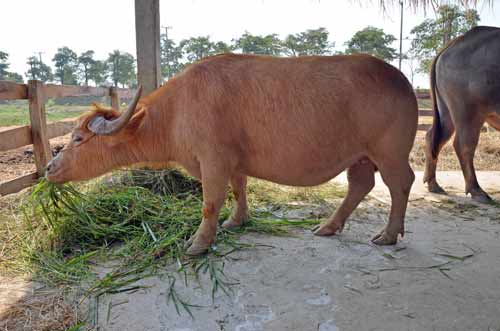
left=78, top=50, right=96, bottom=86
left=26, top=56, right=53, bottom=82
left=0, top=51, right=9, bottom=78
left=282, top=27, right=333, bottom=56
left=53, top=46, right=79, bottom=85
left=345, top=26, right=397, bottom=61
left=409, top=5, right=480, bottom=73
left=161, top=35, right=184, bottom=79
left=0, top=51, right=24, bottom=83
left=233, top=32, right=282, bottom=56
left=88, top=60, right=108, bottom=87
left=107, top=50, right=136, bottom=87
left=180, top=36, right=230, bottom=63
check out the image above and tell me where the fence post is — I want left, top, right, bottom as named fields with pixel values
left=28, top=80, right=52, bottom=177
left=110, top=87, right=120, bottom=111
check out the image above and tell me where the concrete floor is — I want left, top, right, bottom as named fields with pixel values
left=95, top=171, right=500, bottom=331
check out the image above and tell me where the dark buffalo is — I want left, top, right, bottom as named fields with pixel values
left=424, top=26, right=500, bottom=203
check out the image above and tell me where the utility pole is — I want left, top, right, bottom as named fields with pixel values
left=398, top=0, right=404, bottom=70
left=161, top=25, right=172, bottom=79
left=162, top=25, right=172, bottom=40
left=37, top=51, right=45, bottom=64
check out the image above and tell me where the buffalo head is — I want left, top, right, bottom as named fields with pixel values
left=46, top=87, right=144, bottom=183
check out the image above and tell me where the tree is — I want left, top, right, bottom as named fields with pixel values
left=282, top=28, right=333, bottom=56
left=53, top=46, right=78, bottom=85
left=409, top=5, right=479, bottom=72
left=160, top=34, right=184, bottom=79
left=88, top=60, right=108, bottom=87
left=0, top=51, right=9, bottom=79
left=78, top=50, right=96, bottom=86
left=233, top=32, right=282, bottom=56
left=371, top=0, right=489, bottom=10
left=345, top=26, right=397, bottom=61
left=26, top=56, right=53, bottom=83
left=107, top=50, right=136, bottom=87
left=0, top=51, right=24, bottom=83
left=180, top=36, right=230, bottom=63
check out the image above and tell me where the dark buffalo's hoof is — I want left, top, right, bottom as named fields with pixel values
left=471, top=192, right=493, bottom=204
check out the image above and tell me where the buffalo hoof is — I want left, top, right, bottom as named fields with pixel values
left=427, top=181, right=447, bottom=194
left=312, top=222, right=343, bottom=236
left=221, top=217, right=246, bottom=229
left=184, top=233, right=212, bottom=256
left=371, top=229, right=399, bottom=245
left=471, top=192, right=493, bottom=204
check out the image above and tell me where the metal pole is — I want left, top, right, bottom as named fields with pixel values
left=399, top=0, right=404, bottom=70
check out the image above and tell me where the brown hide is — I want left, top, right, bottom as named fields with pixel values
left=47, top=53, right=418, bottom=254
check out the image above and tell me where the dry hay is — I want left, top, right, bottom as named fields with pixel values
left=0, top=282, right=81, bottom=331
left=410, top=131, right=500, bottom=171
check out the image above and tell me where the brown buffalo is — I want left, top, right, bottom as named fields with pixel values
left=46, top=54, right=418, bottom=255
left=424, top=26, right=500, bottom=203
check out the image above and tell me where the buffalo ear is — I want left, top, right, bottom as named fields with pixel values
left=123, top=108, right=146, bottom=134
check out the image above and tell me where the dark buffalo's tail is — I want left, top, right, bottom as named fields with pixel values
left=428, top=53, right=442, bottom=159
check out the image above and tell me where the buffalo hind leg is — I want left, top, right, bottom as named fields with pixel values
left=424, top=98, right=455, bottom=194
left=372, top=161, right=414, bottom=245
left=453, top=118, right=492, bottom=203
left=185, top=166, right=229, bottom=255
left=222, top=174, right=249, bottom=229
left=313, top=158, right=375, bottom=236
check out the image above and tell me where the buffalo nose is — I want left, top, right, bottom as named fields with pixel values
left=46, top=161, right=53, bottom=173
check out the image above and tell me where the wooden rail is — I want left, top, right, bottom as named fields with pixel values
left=0, top=80, right=132, bottom=196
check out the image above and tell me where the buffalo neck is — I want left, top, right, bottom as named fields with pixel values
left=131, top=84, right=178, bottom=165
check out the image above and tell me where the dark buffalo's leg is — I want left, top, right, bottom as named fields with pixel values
left=185, top=165, right=230, bottom=255
left=424, top=97, right=455, bottom=194
left=372, top=161, right=414, bottom=245
left=313, top=158, right=376, bottom=236
left=222, top=174, right=249, bottom=229
left=452, top=113, right=492, bottom=203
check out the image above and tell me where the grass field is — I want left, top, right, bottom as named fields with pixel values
left=0, top=102, right=88, bottom=127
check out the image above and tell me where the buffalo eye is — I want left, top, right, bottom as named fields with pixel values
left=73, top=135, right=83, bottom=143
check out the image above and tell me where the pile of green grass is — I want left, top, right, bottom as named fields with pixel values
left=2, top=169, right=337, bottom=317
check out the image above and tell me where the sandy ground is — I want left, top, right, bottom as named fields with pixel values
left=76, top=171, right=499, bottom=331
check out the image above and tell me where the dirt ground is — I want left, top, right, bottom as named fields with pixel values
left=1, top=171, right=499, bottom=331
left=80, top=171, right=500, bottom=331
left=0, top=134, right=69, bottom=183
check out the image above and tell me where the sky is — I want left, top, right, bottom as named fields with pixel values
left=1, top=0, right=499, bottom=88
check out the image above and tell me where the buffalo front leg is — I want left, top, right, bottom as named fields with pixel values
left=372, top=162, right=414, bottom=245
left=185, top=167, right=229, bottom=256
left=313, top=158, right=376, bottom=236
left=453, top=119, right=492, bottom=203
left=222, top=174, right=249, bottom=229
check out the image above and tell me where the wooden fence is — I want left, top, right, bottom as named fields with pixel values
left=0, top=81, right=433, bottom=196
left=0, top=80, right=133, bottom=196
